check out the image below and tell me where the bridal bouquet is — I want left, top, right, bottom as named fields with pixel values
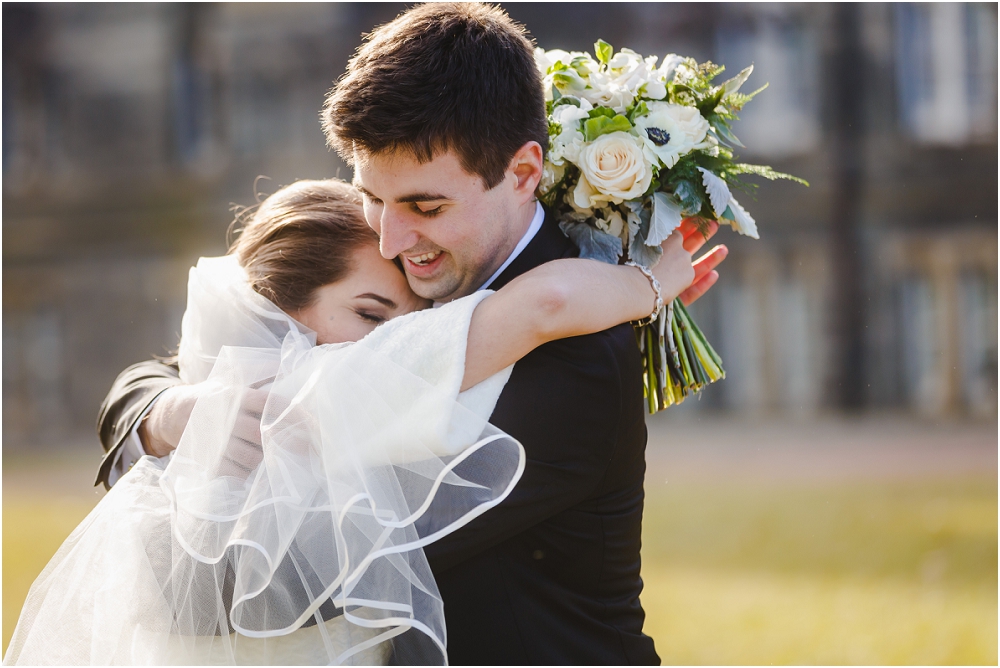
left=535, top=41, right=806, bottom=413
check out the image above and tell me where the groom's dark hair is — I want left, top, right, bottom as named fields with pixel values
left=322, top=2, right=548, bottom=190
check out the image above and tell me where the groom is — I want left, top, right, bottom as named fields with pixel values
left=96, top=4, right=725, bottom=664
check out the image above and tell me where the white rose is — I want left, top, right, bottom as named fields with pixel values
left=573, top=132, right=653, bottom=208
left=633, top=102, right=711, bottom=169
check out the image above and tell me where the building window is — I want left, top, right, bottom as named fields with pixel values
left=959, top=271, right=998, bottom=416
left=898, top=275, right=942, bottom=414
left=895, top=3, right=998, bottom=145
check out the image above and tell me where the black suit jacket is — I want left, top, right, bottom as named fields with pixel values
left=95, top=208, right=660, bottom=665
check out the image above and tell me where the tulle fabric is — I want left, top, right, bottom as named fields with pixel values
left=5, top=255, right=524, bottom=665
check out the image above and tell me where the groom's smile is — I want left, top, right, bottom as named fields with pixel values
left=401, top=248, right=447, bottom=278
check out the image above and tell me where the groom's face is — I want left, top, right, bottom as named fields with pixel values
left=353, top=149, right=525, bottom=303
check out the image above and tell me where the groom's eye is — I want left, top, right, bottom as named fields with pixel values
left=413, top=203, right=444, bottom=217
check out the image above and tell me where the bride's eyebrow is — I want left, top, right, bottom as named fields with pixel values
left=355, top=293, right=397, bottom=308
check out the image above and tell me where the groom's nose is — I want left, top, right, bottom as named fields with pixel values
left=377, top=209, right=421, bottom=260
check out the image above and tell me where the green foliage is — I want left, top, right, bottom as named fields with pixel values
left=711, top=118, right=745, bottom=148
left=627, top=100, right=649, bottom=124
left=553, top=96, right=581, bottom=109
left=594, top=39, right=613, bottom=65
left=551, top=72, right=579, bottom=88
left=538, top=163, right=579, bottom=209
left=697, top=87, right=725, bottom=117
left=726, top=83, right=769, bottom=111
left=588, top=106, right=616, bottom=119
left=672, top=179, right=704, bottom=217
left=643, top=176, right=662, bottom=197
left=698, top=60, right=726, bottom=81
left=730, top=163, right=811, bottom=186
left=662, top=159, right=713, bottom=219
left=583, top=113, right=633, bottom=142
left=570, top=55, right=594, bottom=75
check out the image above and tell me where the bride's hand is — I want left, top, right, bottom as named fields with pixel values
left=652, top=218, right=728, bottom=307
left=139, top=383, right=267, bottom=459
left=139, top=384, right=201, bottom=457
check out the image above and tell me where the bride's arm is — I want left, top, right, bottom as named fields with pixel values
left=461, top=221, right=726, bottom=391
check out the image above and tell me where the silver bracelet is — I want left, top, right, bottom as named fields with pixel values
left=625, top=261, right=664, bottom=327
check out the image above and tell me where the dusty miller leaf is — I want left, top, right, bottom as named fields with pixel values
left=726, top=197, right=759, bottom=239
left=711, top=119, right=745, bottom=148
left=629, top=225, right=664, bottom=269
left=721, top=64, right=754, bottom=96
left=697, top=167, right=732, bottom=218
left=648, top=192, right=684, bottom=246
left=559, top=220, right=623, bottom=264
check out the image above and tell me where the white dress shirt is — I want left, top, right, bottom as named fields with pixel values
left=110, top=201, right=546, bottom=485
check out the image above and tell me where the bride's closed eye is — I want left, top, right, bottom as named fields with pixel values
left=355, top=309, right=387, bottom=325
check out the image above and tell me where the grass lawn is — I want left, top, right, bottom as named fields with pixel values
left=3, top=425, right=997, bottom=663
left=640, top=478, right=997, bottom=664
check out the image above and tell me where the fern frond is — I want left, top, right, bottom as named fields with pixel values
left=730, top=163, right=810, bottom=186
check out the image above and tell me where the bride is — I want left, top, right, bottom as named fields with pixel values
left=4, top=178, right=700, bottom=666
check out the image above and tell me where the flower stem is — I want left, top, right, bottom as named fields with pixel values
left=638, top=298, right=726, bottom=414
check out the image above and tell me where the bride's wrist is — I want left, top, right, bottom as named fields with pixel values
left=139, top=385, right=194, bottom=458
left=625, top=262, right=663, bottom=326
left=138, top=411, right=168, bottom=457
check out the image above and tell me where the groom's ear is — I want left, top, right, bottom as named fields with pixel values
left=506, top=141, right=544, bottom=203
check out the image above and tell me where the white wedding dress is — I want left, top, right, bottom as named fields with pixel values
left=4, top=256, right=524, bottom=666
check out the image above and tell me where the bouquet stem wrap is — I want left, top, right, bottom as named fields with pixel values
left=636, top=299, right=724, bottom=413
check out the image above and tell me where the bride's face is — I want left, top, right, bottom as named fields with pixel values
left=292, top=243, right=430, bottom=344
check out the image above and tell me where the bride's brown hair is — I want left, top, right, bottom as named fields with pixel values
left=230, top=179, right=380, bottom=312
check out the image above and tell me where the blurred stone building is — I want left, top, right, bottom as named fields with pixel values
left=3, top=3, right=997, bottom=448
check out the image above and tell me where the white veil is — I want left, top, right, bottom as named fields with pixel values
left=5, top=255, right=524, bottom=665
